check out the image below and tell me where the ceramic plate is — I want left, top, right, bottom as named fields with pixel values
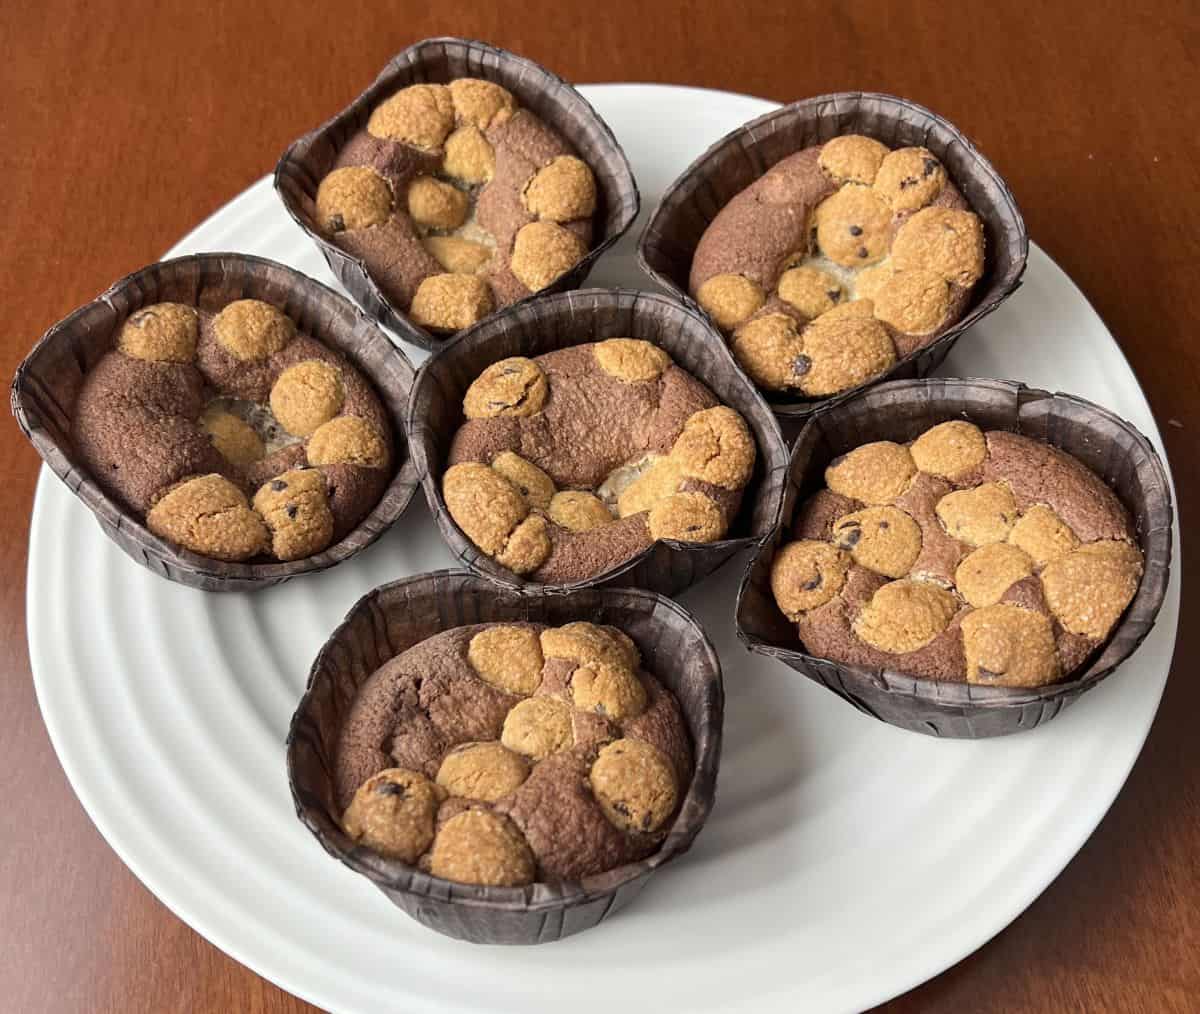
left=26, top=85, right=1180, bottom=1013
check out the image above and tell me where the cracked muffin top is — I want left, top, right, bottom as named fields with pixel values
left=335, top=621, right=693, bottom=885
left=441, top=338, right=757, bottom=583
left=312, top=78, right=598, bottom=335
left=769, top=421, right=1143, bottom=687
left=690, top=135, right=985, bottom=399
left=72, top=298, right=393, bottom=564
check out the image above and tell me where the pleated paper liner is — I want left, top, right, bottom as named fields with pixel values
left=274, top=37, right=640, bottom=352
left=735, top=378, right=1173, bottom=739
left=408, top=287, right=790, bottom=597
left=638, top=92, right=1029, bottom=440
left=286, top=570, right=723, bottom=945
left=10, top=253, right=420, bottom=593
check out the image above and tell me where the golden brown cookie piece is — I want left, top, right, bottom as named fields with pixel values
left=495, top=514, right=552, bottom=574
left=436, top=742, right=531, bottom=803
left=852, top=262, right=894, bottom=303
left=269, top=360, right=345, bottom=437
left=540, top=622, right=639, bottom=671
left=463, top=357, right=549, bottom=419
left=1040, top=539, right=1143, bottom=639
left=671, top=406, right=756, bottom=489
left=118, top=303, right=198, bottom=363
left=832, top=506, right=922, bottom=578
left=936, top=482, right=1018, bottom=546
left=491, top=451, right=555, bottom=509
left=448, top=78, right=517, bottom=130
left=315, top=166, right=393, bottom=234
left=892, top=207, right=985, bottom=288
left=869, top=269, right=952, bottom=335
left=500, top=696, right=574, bottom=760
left=212, top=299, right=295, bottom=362
left=571, top=661, right=647, bottom=721
left=1007, top=504, right=1080, bottom=567
left=731, top=313, right=809, bottom=391
left=697, top=274, right=765, bottom=331
left=200, top=407, right=264, bottom=466
left=422, top=235, right=492, bottom=274
left=307, top=415, right=388, bottom=469
left=853, top=579, right=959, bottom=654
left=593, top=338, right=670, bottom=383
left=442, top=124, right=496, bottom=183
left=825, top=441, right=917, bottom=504
left=910, top=421, right=988, bottom=479
left=510, top=221, right=587, bottom=292
left=616, top=456, right=684, bottom=518
left=873, top=147, right=946, bottom=213
left=522, top=155, right=597, bottom=222
left=146, top=474, right=267, bottom=561
left=442, top=462, right=527, bottom=556
left=955, top=543, right=1036, bottom=607
left=815, top=185, right=893, bottom=267
left=961, top=604, right=1060, bottom=687
left=252, top=468, right=335, bottom=561
left=777, top=266, right=846, bottom=319
left=430, top=810, right=535, bottom=887
left=409, top=273, right=494, bottom=333
left=589, top=739, right=678, bottom=834
left=647, top=492, right=724, bottom=542
left=548, top=491, right=613, bottom=532
left=406, top=176, right=469, bottom=230
left=770, top=540, right=850, bottom=618
left=367, top=83, right=455, bottom=150
left=342, top=768, right=445, bottom=864
left=467, top=625, right=544, bottom=695
left=799, top=312, right=897, bottom=396
left=818, top=135, right=890, bottom=185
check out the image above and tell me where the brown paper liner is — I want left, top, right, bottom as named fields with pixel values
left=408, top=287, right=789, bottom=596
left=10, top=253, right=420, bottom=593
left=735, top=378, right=1173, bottom=739
left=639, top=92, right=1029, bottom=440
left=274, top=37, right=640, bottom=351
left=286, top=570, right=723, bottom=944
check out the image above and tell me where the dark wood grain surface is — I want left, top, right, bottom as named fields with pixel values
left=2, top=2, right=1196, bottom=1011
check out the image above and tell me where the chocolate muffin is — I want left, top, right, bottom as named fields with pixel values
left=769, top=421, right=1144, bottom=687
left=335, top=620, right=693, bottom=885
left=314, top=79, right=598, bottom=334
left=71, top=298, right=393, bottom=563
left=440, top=338, right=757, bottom=583
left=690, top=136, right=985, bottom=398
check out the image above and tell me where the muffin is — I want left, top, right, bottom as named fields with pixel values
left=335, top=620, right=693, bottom=885
left=71, top=296, right=393, bottom=564
left=768, top=420, right=1145, bottom=687
left=690, top=135, right=985, bottom=398
left=441, top=338, right=758, bottom=583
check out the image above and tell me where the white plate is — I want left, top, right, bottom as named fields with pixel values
left=27, top=85, right=1180, bottom=1013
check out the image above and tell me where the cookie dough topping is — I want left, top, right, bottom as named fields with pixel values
left=410, top=273, right=494, bottom=333
left=306, top=415, right=388, bottom=468
left=342, top=768, right=445, bottom=863
left=616, top=456, right=685, bottom=518
left=593, top=339, right=670, bottom=383
left=442, top=462, right=528, bottom=555
left=490, top=452, right=555, bottom=509
left=869, top=268, right=952, bottom=335
left=463, top=357, right=548, bottom=419
left=436, top=742, right=531, bottom=802
left=252, top=468, right=335, bottom=561
left=448, top=78, right=516, bottom=130
left=777, top=265, right=845, bottom=319
left=406, top=176, right=469, bottom=231
left=873, top=147, right=946, bottom=213
left=212, top=299, right=296, bottom=362
left=429, top=810, right=535, bottom=886
left=853, top=579, right=959, bottom=654
left=570, top=661, right=648, bottom=721
left=825, top=441, right=917, bottom=504
left=366, top=83, right=455, bottom=149
left=815, top=185, right=893, bottom=267
left=909, top=420, right=987, bottom=479
left=146, top=474, right=267, bottom=561
left=495, top=514, right=552, bottom=574
left=1040, top=539, right=1143, bottom=639
left=697, top=274, right=765, bottom=331
left=118, top=303, right=198, bottom=363
left=832, top=506, right=922, bottom=578
left=467, top=625, right=545, bottom=695
left=1007, top=504, right=1079, bottom=566
left=891, top=207, right=985, bottom=287
left=500, top=696, right=575, bottom=760
left=442, top=125, right=495, bottom=183
left=548, top=490, right=613, bottom=532
left=315, top=166, right=393, bottom=234
left=648, top=491, right=724, bottom=542
left=672, top=406, right=756, bottom=489
left=522, top=156, right=597, bottom=222
left=797, top=312, right=896, bottom=397
left=201, top=407, right=264, bottom=466
left=509, top=221, right=588, bottom=292
left=818, top=134, right=890, bottom=185
left=770, top=540, right=850, bottom=617
left=955, top=542, right=1035, bottom=608
left=935, top=481, right=1018, bottom=546
left=731, top=313, right=809, bottom=391
left=422, top=235, right=492, bottom=274
left=589, top=739, right=678, bottom=834
left=540, top=622, right=640, bottom=671
left=960, top=604, right=1060, bottom=687
left=269, top=360, right=345, bottom=437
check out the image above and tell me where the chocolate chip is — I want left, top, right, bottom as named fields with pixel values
left=270, top=479, right=287, bottom=491
left=827, top=289, right=841, bottom=303
left=922, top=157, right=938, bottom=177
left=641, top=813, right=653, bottom=831
left=792, top=354, right=812, bottom=377
left=801, top=574, right=823, bottom=591
left=848, top=225, right=863, bottom=236
left=879, top=520, right=889, bottom=530
left=899, top=177, right=917, bottom=190
left=613, top=801, right=631, bottom=817
left=857, top=246, right=869, bottom=259
left=285, top=504, right=298, bottom=519
left=376, top=781, right=408, bottom=798
left=327, top=213, right=346, bottom=233
left=835, top=521, right=862, bottom=548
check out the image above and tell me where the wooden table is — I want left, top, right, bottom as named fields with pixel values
left=2, top=2, right=1196, bottom=1010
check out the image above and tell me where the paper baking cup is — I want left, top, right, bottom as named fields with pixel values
left=408, top=287, right=789, bottom=596
left=11, top=253, right=419, bottom=592
left=639, top=92, right=1028, bottom=439
left=735, top=377, right=1173, bottom=738
left=275, top=37, right=640, bottom=351
left=287, top=570, right=722, bottom=944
